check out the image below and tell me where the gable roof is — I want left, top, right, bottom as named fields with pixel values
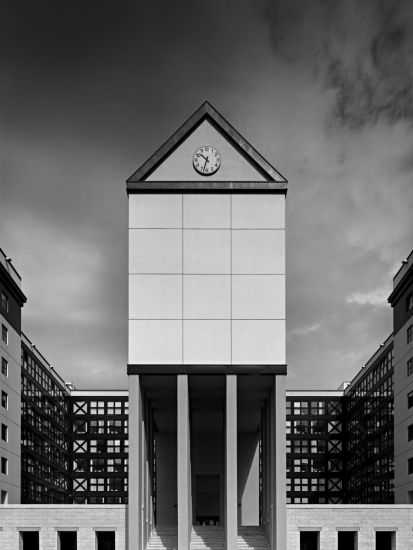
left=126, top=101, right=288, bottom=193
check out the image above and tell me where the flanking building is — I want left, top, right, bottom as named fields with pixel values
left=0, top=103, right=413, bottom=550
left=0, top=248, right=26, bottom=505
left=389, top=250, right=413, bottom=504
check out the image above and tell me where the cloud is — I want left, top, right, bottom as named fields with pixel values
left=346, top=286, right=390, bottom=307
left=260, top=0, right=413, bottom=129
left=288, top=322, right=324, bottom=340
left=326, top=6, right=413, bottom=129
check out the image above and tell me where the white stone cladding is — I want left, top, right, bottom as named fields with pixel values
left=2, top=504, right=413, bottom=549
left=0, top=505, right=127, bottom=550
left=287, top=505, right=413, bottom=549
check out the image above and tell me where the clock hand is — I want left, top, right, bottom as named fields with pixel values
left=203, top=157, right=209, bottom=171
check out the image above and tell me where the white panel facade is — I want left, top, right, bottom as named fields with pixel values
left=129, top=193, right=285, bottom=365
left=183, top=275, right=230, bottom=319
left=129, top=275, right=182, bottom=319
left=232, top=230, right=285, bottom=275
left=183, top=230, right=231, bottom=274
left=232, top=320, right=286, bottom=364
left=183, top=320, right=231, bottom=364
left=129, top=229, right=182, bottom=274
left=129, top=194, right=182, bottom=228
left=183, top=194, right=230, bottom=229
left=232, top=194, right=285, bottom=229
left=128, top=320, right=182, bottom=364
left=232, top=275, right=285, bottom=320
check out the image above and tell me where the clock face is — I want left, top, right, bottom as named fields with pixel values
left=193, top=146, right=221, bottom=175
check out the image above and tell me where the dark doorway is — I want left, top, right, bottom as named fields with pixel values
left=300, top=531, right=319, bottom=550
left=20, top=531, right=39, bottom=550
left=59, top=531, right=77, bottom=550
left=376, top=531, right=394, bottom=550
left=96, top=531, right=115, bottom=550
left=195, top=475, right=220, bottom=525
left=338, top=531, right=356, bottom=550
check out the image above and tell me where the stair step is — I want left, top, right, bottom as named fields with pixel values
left=146, top=525, right=268, bottom=550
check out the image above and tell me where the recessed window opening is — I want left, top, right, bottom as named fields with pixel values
left=96, top=531, right=115, bottom=550
left=20, top=531, right=39, bottom=550
left=1, top=324, right=8, bottom=344
left=375, top=531, right=395, bottom=550
left=1, top=357, right=7, bottom=376
left=300, top=531, right=319, bottom=550
left=1, top=292, right=8, bottom=312
left=338, top=531, right=357, bottom=550
left=58, top=530, right=77, bottom=550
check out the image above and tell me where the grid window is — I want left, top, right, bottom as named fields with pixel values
left=91, top=458, right=106, bottom=472
left=90, top=401, right=105, bottom=415
left=90, top=478, right=105, bottom=492
left=407, top=293, right=413, bottom=312
left=107, top=440, right=121, bottom=453
left=408, top=325, right=413, bottom=345
left=1, top=325, right=8, bottom=345
left=409, top=424, right=413, bottom=442
left=1, top=391, right=8, bottom=409
left=408, top=358, right=413, bottom=377
left=409, top=457, right=413, bottom=475
left=408, top=391, right=413, bottom=409
left=1, top=292, right=8, bottom=312
left=1, top=424, right=7, bottom=442
left=1, top=457, right=7, bottom=474
left=1, top=358, right=7, bottom=377
left=90, top=420, right=105, bottom=434
left=107, top=401, right=122, bottom=415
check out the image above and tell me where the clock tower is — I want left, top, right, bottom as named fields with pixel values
left=126, top=102, right=287, bottom=550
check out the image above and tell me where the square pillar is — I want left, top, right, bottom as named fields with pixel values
left=128, top=375, right=142, bottom=550
left=226, top=374, right=237, bottom=549
left=178, top=375, right=191, bottom=550
left=271, top=375, right=286, bottom=550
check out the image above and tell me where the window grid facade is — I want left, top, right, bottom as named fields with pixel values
left=286, top=396, right=345, bottom=504
left=21, top=344, right=71, bottom=503
left=71, top=397, right=129, bottom=504
left=345, top=345, right=394, bottom=504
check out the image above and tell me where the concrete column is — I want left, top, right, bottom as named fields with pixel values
left=226, top=374, right=237, bottom=550
left=271, top=375, right=286, bottom=550
left=178, top=375, right=190, bottom=550
left=141, top=400, right=148, bottom=549
left=128, top=375, right=142, bottom=550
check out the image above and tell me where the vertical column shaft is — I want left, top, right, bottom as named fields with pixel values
left=271, top=375, right=286, bottom=550
left=128, top=375, right=142, bottom=550
left=141, top=397, right=148, bottom=548
left=226, top=374, right=238, bottom=549
left=178, top=374, right=190, bottom=550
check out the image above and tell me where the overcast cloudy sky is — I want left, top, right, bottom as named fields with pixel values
left=1, top=0, right=412, bottom=389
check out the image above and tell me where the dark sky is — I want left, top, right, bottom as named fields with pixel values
left=1, top=0, right=412, bottom=389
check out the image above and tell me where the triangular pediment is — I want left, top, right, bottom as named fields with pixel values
left=127, top=102, right=287, bottom=192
